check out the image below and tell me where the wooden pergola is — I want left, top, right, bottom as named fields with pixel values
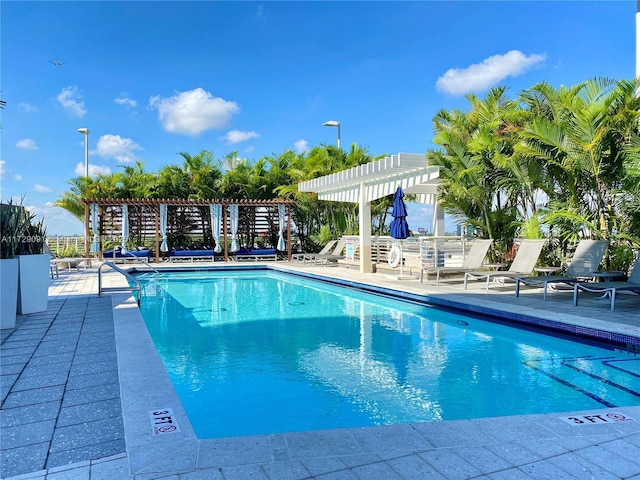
left=81, top=198, right=294, bottom=263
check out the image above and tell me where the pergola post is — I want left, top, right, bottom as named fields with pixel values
left=359, top=183, right=373, bottom=274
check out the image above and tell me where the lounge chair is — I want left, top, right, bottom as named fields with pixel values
left=314, top=237, right=349, bottom=265
left=291, top=240, right=338, bottom=263
left=515, top=240, right=608, bottom=300
left=573, top=255, right=640, bottom=311
left=103, top=246, right=151, bottom=262
left=464, top=239, right=546, bottom=292
left=231, top=248, right=278, bottom=261
left=420, top=239, right=493, bottom=285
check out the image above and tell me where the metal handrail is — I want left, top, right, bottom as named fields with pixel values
left=98, top=261, right=142, bottom=305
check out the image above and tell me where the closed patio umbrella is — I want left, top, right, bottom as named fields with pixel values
left=390, top=186, right=412, bottom=278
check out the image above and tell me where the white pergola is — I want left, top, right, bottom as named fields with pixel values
left=298, top=153, right=442, bottom=274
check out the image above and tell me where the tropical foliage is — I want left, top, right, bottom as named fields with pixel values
left=428, top=78, right=640, bottom=268
left=55, top=77, right=640, bottom=267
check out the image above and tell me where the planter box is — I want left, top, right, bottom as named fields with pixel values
left=18, top=254, right=50, bottom=314
left=0, top=258, right=19, bottom=329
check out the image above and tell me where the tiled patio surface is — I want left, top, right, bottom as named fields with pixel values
left=1, top=262, right=639, bottom=479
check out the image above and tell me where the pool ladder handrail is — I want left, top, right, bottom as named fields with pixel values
left=98, top=261, right=142, bottom=306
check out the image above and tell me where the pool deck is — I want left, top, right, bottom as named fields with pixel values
left=1, top=261, right=639, bottom=479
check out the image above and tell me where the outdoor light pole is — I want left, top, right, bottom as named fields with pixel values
left=322, top=120, right=341, bottom=150
left=77, top=127, right=91, bottom=265
left=77, top=128, right=90, bottom=178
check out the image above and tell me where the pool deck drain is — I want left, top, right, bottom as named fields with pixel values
left=1, top=263, right=639, bottom=479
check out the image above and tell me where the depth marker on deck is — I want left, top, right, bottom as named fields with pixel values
left=149, top=408, right=180, bottom=435
left=559, top=412, right=634, bottom=426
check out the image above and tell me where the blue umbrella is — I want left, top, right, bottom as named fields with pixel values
left=390, top=186, right=410, bottom=240
left=389, top=186, right=411, bottom=277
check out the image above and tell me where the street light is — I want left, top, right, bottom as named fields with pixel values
left=322, top=120, right=341, bottom=150
left=77, top=128, right=90, bottom=178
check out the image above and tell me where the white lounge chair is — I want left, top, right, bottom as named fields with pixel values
left=464, top=239, right=546, bottom=292
left=573, top=254, right=640, bottom=311
left=515, top=239, right=608, bottom=300
left=420, top=239, right=493, bottom=285
left=291, top=239, right=337, bottom=263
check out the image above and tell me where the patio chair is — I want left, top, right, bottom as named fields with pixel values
left=573, top=254, right=640, bottom=311
left=420, top=239, right=493, bottom=285
left=314, top=237, right=349, bottom=265
left=291, top=239, right=337, bottom=263
left=464, top=239, right=546, bottom=292
left=515, top=239, right=608, bottom=301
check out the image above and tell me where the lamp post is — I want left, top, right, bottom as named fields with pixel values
left=77, top=128, right=90, bottom=178
left=77, top=128, right=91, bottom=265
left=322, top=120, right=341, bottom=150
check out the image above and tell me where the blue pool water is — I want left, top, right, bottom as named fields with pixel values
left=136, top=269, right=640, bottom=439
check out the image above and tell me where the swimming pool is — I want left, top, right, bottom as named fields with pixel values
left=135, top=269, right=640, bottom=439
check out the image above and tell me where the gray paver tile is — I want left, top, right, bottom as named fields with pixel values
left=46, top=438, right=126, bottom=471
left=178, top=468, right=225, bottom=479
left=261, top=461, right=311, bottom=480
left=484, top=442, right=541, bottom=467
left=26, top=352, right=75, bottom=367
left=419, top=448, right=482, bottom=480
left=0, top=361, right=26, bottom=375
left=0, top=442, right=49, bottom=478
left=62, top=382, right=121, bottom=407
left=575, top=443, right=640, bottom=478
left=2, top=385, right=65, bottom=408
left=487, top=468, right=534, bottom=479
left=351, top=461, right=403, bottom=479
left=22, top=360, right=72, bottom=378
left=518, top=460, right=581, bottom=479
left=450, top=445, right=513, bottom=474
left=284, top=430, right=362, bottom=459
left=65, top=369, right=120, bottom=390
left=89, top=456, right=132, bottom=480
left=385, top=453, right=446, bottom=479
left=0, top=419, right=55, bottom=449
left=0, top=353, right=31, bottom=366
left=71, top=351, right=117, bottom=366
left=548, top=452, right=622, bottom=480
left=50, top=417, right=124, bottom=453
left=69, top=360, right=119, bottom=377
left=197, top=436, right=273, bottom=468
left=46, top=463, right=90, bottom=480
left=218, top=464, right=268, bottom=480
left=12, top=371, right=69, bottom=391
left=412, top=419, right=495, bottom=448
left=0, top=401, right=61, bottom=428
left=301, top=457, right=347, bottom=477
left=348, top=424, right=432, bottom=453
left=57, top=398, right=122, bottom=427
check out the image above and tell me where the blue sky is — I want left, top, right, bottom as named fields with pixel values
left=1, top=1, right=636, bottom=235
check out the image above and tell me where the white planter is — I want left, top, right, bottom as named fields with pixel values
left=0, top=258, right=19, bottom=329
left=18, top=254, right=50, bottom=314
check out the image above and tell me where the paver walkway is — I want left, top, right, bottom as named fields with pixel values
left=1, top=293, right=125, bottom=477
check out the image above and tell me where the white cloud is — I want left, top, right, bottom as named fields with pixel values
left=221, top=130, right=259, bottom=144
left=0, top=160, right=6, bottom=179
left=74, top=162, right=112, bottom=178
left=18, top=102, right=39, bottom=113
left=33, top=184, right=53, bottom=193
left=436, top=50, right=546, bottom=96
left=149, top=87, right=240, bottom=136
left=57, top=86, right=87, bottom=117
left=114, top=94, right=137, bottom=108
left=96, top=134, right=143, bottom=164
left=16, top=138, right=38, bottom=150
left=14, top=174, right=22, bottom=181
left=294, top=139, right=309, bottom=154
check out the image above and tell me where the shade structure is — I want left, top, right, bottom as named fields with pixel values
left=390, top=186, right=410, bottom=240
